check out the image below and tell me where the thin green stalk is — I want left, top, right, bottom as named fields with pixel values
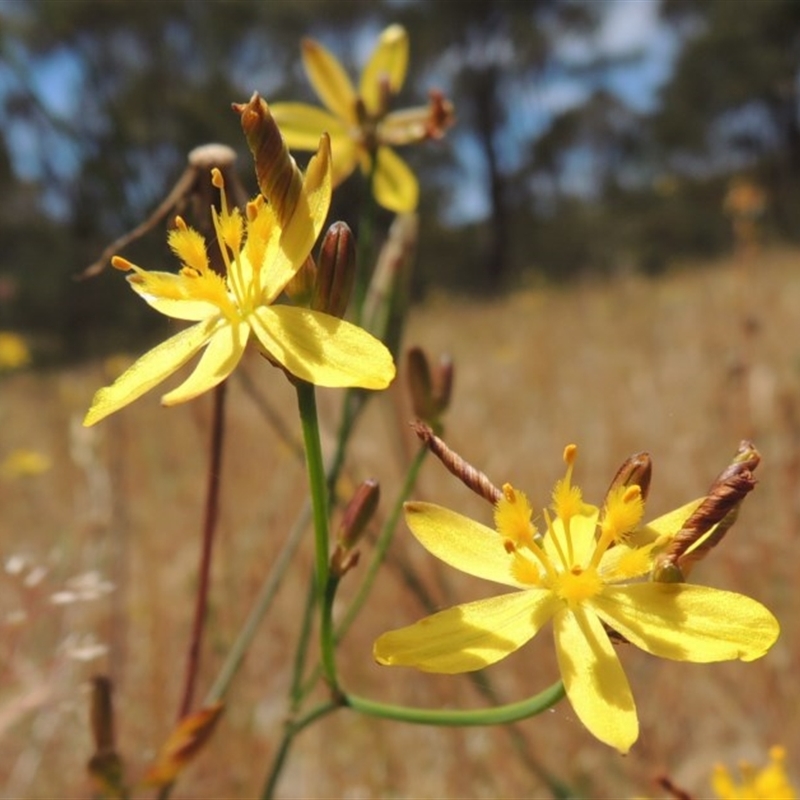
left=299, top=444, right=427, bottom=698
left=353, top=154, right=379, bottom=324
left=290, top=576, right=318, bottom=707
left=294, top=380, right=336, bottom=687
left=325, top=388, right=367, bottom=502
left=260, top=700, right=338, bottom=800
left=345, top=681, right=565, bottom=726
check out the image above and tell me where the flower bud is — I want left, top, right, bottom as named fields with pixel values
left=337, top=479, right=380, bottom=550
left=431, top=354, right=454, bottom=417
left=605, top=452, right=652, bottom=504
left=331, top=479, right=380, bottom=578
left=407, top=347, right=454, bottom=430
left=312, top=222, right=356, bottom=318
left=407, top=347, right=434, bottom=421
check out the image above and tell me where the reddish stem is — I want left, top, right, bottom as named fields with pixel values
left=177, top=381, right=227, bottom=720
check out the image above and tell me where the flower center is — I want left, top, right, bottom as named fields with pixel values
left=554, top=565, right=603, bottom=607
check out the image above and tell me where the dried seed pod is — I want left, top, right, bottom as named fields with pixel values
left=652, top=441, right=760, bottom=582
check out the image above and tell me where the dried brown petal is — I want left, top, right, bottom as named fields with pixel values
left=143, top=703, right=224, bottom=787
left=412, top=421, right=501, bottom=505
left=652, top=441, right=760, bottom=581
left=234, top=92, right=303, bottom=227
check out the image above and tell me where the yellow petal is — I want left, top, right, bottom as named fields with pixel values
left=301, top=37, right=357, bottom=124
left=374, top=589, right=557, bottom=673
left=128, top=272, right=222, bottom=322
left=269, top=104, right=357, bottom=187
left=83, top=319, right=218, bottom=426
left=359, top=24, right=409, bottom=115
left=553, top=606, right=638, bottom=754
left=161, top=321, right=249, bottom=406
left=380, top=105, right=437, bottom=146
left=264, top=135, right=333, bottom=302
left=405, top=502, right=524, bottom=588
left=250, top=305, right=395, bottom=389
left=370, top=146, right=418, bottom=212
left=631, top=498, right=704, bottom=546
left=270, top=102, right=347, bottom=150
left=592, top=584, right=780, bottom=663
left=544, top=508, right=599, bottom=567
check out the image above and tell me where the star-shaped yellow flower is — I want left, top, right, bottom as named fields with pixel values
left=84, top=130, right=395, bottom=427
left=374, top=445, right=779, bottom=753
left=712, top=746, right=796, bottom=800
left=271, top=24, right=454, bottom=213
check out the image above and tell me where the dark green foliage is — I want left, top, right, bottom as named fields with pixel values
left=1, top=0, right=799, bottom=360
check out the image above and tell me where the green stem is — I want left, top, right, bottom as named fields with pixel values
left=294, top=380, right=336, bottom=687
left=260, top=701, right=338, bottom=800
left=353, top=153, right=379, bottom=324
left=345, top=681, right=565, bottom=726
left=299, top=444, right=427, bottom=699
left=290, top=576, right=318, bottom=707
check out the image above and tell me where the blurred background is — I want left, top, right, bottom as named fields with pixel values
left=1, top=1, right=799, bottom=797
left=2, top=0, right=799, bottom=353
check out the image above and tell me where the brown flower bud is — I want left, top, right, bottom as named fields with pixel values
left=407, top=347, right=434, bottom=421
left=605, top=452, right=652, bottom=504
left=431, top=354, right=454, bottom=418
left=337, top=479, right=380, bottom=550
left=312, top=222, right=356, bottom=318
left=331, top=480, right=380, bottom=578
left=407, top=347, right=454, bottom=430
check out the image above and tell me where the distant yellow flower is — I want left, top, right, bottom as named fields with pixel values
left=713, top=746, right=796, bottom=800
left=0, top=331, right=31, bottom=370
left=374, top=445, right=779, bottom=754
left=1, top=449, right=51, bottom=477
left=272, top=24, right=454, bottom=213
left=84, top=131, right=395, bottom=427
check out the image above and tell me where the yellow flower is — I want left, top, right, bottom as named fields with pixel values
left=1, top=449, right=51, bottom=477
left=84, top=133, right=395, bottom=427
left=374, top=445, right=779, bottom=754
left=0, top=331, right=31, bottom=370
left=271, top=24, right=454, bottom=213
left=713, top=746, right=796, bottom=800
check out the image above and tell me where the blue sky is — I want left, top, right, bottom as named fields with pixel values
left=0, top=0, right=681, bottom=224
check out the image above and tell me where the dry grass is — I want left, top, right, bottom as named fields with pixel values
left=1, top=247, right=799, bottom=798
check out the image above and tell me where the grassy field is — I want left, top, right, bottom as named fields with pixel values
left=1, top=247, right=798, bottom=798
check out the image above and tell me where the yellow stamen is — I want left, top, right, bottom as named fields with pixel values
left=494, top=484, right=537, bottom=549
left=591, top=485, right=645, bottom=569
left=111, top=256, right=135, bottom=272
left=509, top=551, right=542, bottom=586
